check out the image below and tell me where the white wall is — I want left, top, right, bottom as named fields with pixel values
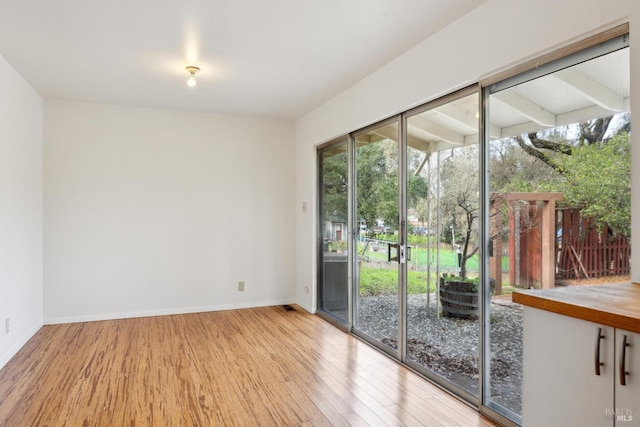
left=44, top=101, right=295, bottom=323
left=295, top=0, right=634, bottom=312
left=0, top=54, right=43, bottom=368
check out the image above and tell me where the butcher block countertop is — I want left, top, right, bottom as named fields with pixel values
left=512, top=282, right=640, bottom=333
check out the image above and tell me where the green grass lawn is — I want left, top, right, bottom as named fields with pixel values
left=356, top=240, right=510, bottom=296
left=357, top=241, right=508, bottom=272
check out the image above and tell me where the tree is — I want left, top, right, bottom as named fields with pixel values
left=321, top=149, right=348, bottom=224
left=440, top=146, right=479, bottom=279
left=358, top=140, right=431, bottom=232
left=495, top=113, right=631, bottom=237
left=489, top=139, right=563, bottom=193
left=512, top=116, right=621, bottom=173
left=555, top=132, right=631, bottom=237
left=324, top=139, right=429, bottom=238
left=356, top=140, right=396, bottom=230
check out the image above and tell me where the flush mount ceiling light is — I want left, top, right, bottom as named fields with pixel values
left=185, top=66, right=200, bottom=87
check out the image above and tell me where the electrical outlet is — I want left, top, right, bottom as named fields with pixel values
left=5, top=318, right=9, bottom=334
left=304, top=287, right=309, bottom=294
left=238, top=281, right=245, bottom=292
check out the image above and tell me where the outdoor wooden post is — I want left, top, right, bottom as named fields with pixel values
left=525, top=201, right=541, bottom=287
left=508, top=200, right=516, bottom=288
left=498, top=192, right=564, bottom=289
left=541, top=198, right=557, bottom=289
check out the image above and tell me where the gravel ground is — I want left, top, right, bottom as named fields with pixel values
left=356, top=293, right=523, bottom=414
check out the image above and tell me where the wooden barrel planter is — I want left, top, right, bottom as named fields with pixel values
left=438, top=277, right=494, bottom=320
left=439, top=278, right=478, bottom=319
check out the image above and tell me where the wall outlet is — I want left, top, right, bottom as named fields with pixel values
left=238, top=281, right=245, bottom=292
left=304, top=287, right=309, bottom=294
left=5, top=318, right=9, bottom=334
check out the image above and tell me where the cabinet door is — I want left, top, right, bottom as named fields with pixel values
left=615, top=329, right=640, bottom=426
left=523, top=307, right=614, bottom=427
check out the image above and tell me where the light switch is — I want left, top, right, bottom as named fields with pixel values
left=302, top=202, right=307, bottom=213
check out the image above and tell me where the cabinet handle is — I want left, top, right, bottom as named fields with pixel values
left=619, top=334, right=630, bottom=386
left=595, top=327, right=605, bottom=375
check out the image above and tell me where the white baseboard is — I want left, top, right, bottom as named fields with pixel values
left=43, top=299, right=297, bottom=325
left=0, top=322, right=43, bottom=370
left=295, top=301, right=314, bottom=314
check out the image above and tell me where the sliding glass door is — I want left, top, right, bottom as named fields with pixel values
left=352, top=118, right=402, bottom=354
left=404, top=90, right=480, bottom=400
left=349, top=89, right=483, bottom=395
left=315, top=29, right=629, bottom=427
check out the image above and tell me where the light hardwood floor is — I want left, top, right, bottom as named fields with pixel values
left=0, top=306, right=498, bottom=426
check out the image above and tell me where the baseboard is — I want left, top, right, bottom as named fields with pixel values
left=43, top=299, right=297, bottom=325
left=0, top=322, right=43, bottom=370
left=295, top=301, right=315, bottom=314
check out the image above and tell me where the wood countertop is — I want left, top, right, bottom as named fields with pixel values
left=512, top=282, right=640, bottom=333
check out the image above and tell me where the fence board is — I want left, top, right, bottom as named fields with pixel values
left=555, top=208, right=630, bottom=280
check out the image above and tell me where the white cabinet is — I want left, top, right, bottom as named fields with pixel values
left=522, top=307, right=640, bottom=427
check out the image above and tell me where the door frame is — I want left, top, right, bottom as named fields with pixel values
left=350, top=115, right=404, bottom=359
left=401, top=85, right=482, bottom=406
left=316, top=137, right=350, bottom=329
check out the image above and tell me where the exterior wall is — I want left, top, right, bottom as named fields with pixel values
left=295, top=0, right=633, bottom=312
left=44, top=100, right=296, bottom=323
left=0, top=54, right=44, bottom=368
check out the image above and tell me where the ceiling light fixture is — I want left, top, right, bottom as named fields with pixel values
left=185, top=66, right=200, bottom=87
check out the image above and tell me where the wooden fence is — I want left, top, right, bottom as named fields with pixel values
left=555, top=208, right=630, bottom=280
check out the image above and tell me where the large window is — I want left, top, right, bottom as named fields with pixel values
left=484, top=38, right=630, bottom=420
left=316, top=29, right=630, bottom=426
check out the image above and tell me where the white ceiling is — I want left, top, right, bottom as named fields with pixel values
left=398, top=47, right=629, bottom=153
left=0, top=0, right=487, bottom=119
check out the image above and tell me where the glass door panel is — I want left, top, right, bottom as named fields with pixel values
left=353, top=119, right=400, bottom=352
left=318, top=141, right=349, bottom=323
left=405, top=92, right=480, bottom=398
left=486, top=45, right=630, bottom=420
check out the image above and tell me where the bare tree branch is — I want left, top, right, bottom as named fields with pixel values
left=528, top=133, right=573, bottom=155
left=580, top=116, right=613, bottom=144
left=513, top=136, right=559, bottom=171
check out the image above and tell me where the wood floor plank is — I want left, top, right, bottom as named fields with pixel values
left=384, top=404, right=429, bottom=427
left=0, top=306, right=500, bottom=426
